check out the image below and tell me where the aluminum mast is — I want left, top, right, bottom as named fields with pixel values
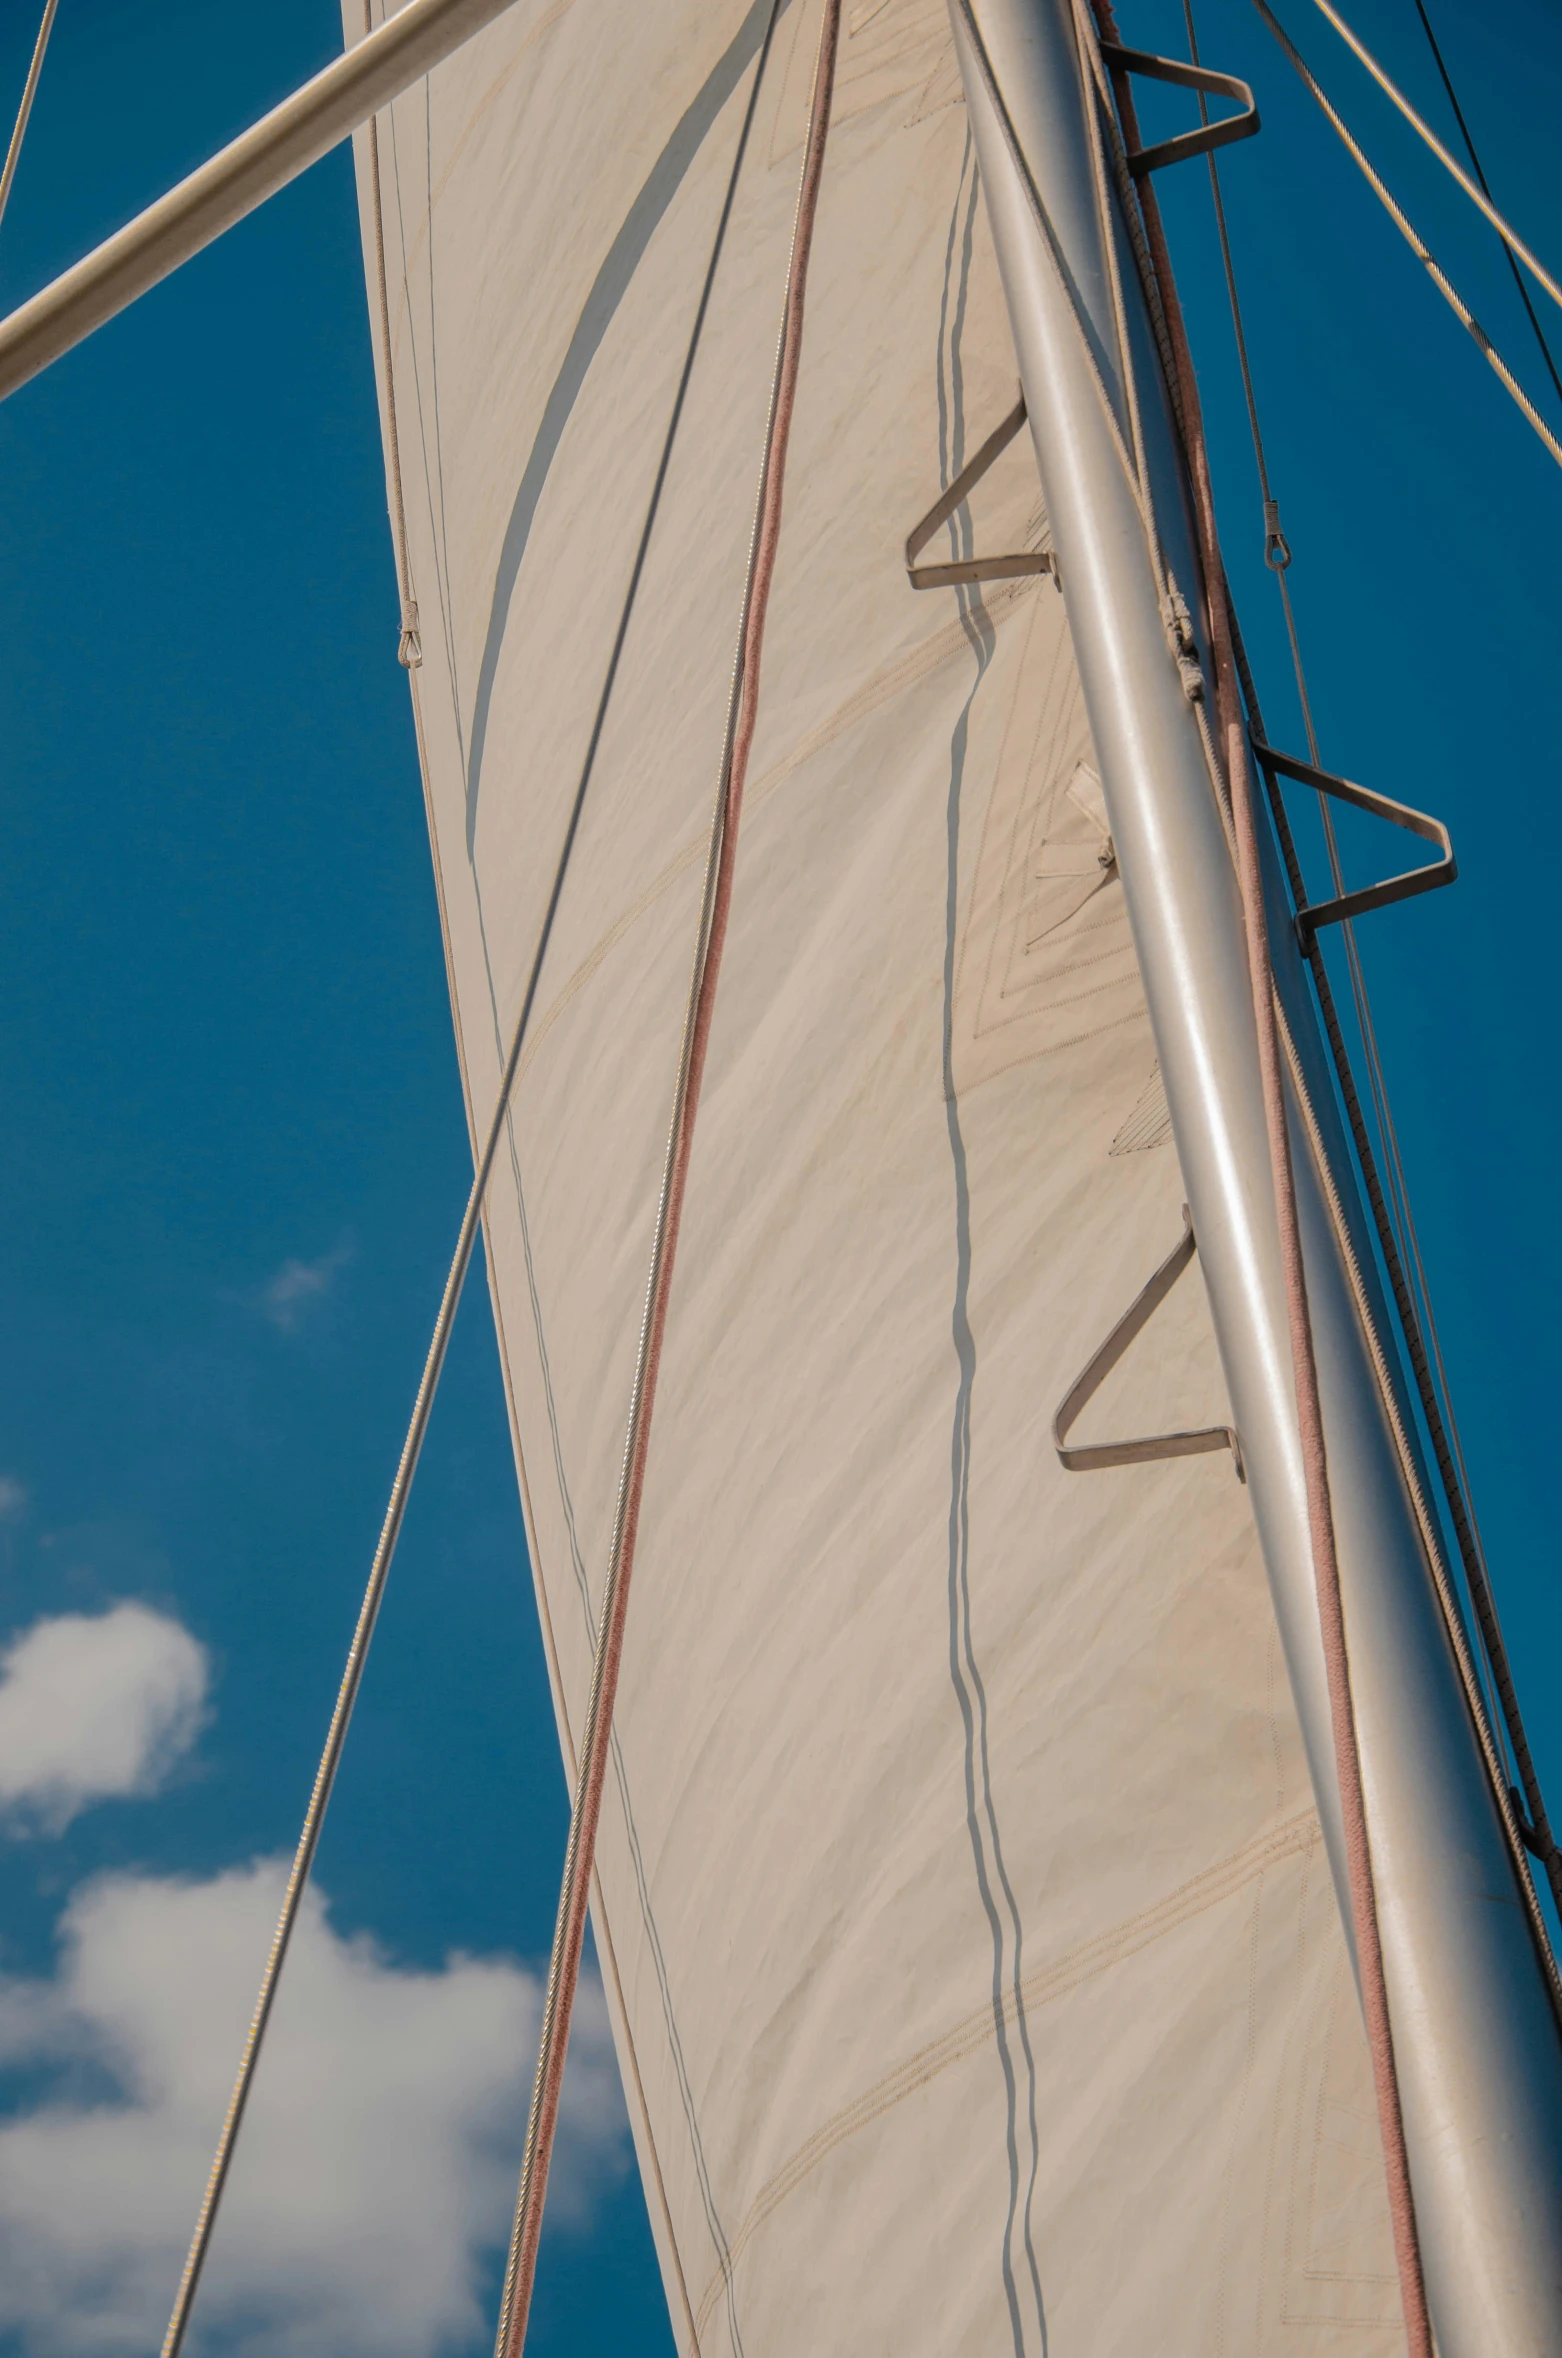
left=949, top=2, right=1562, bottom=2349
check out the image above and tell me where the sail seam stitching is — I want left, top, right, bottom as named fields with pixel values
left=690, top=1810, right=1325, bottom=2336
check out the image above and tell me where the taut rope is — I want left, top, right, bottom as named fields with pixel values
left=1090, top=10, right=1432, bottom=2349
left=0, top=0, right=58, bottom=243
left=491, top=5, right=843, bottom=2352
left=157, top=6, right=786, bottom=2346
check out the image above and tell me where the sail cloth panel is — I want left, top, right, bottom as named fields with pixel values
left=348, top=0, right=1401, bottom=2348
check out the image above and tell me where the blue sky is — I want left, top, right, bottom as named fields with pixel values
left=0, top=0, right=1557, bottom=2352
left=0, top=2, right=666, bottom=2352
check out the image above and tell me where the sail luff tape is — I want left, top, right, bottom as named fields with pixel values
left=0, top=0, right=525, bottom=406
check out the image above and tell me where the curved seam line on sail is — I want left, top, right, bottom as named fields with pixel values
left=969, top=1003, right=1140, bottom=1085
left=1277, top=1858, right=1400, bottom=2324
left=997, top=940, right=1141, bottom=1001
left=690, top=1808, right=1325, bottom=2340
left=463, top=0, right=790, bottom=847
left=502, top=581, right=1042, bottom=1105
left=1211, top=1877, right=1257, bottom=2345
left=935, top=131, right=1045, bottom=2358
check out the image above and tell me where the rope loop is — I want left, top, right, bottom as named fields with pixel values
left=1262, top=496, right=1292, bottom=569
left=397, top=598, right=422, bottom=669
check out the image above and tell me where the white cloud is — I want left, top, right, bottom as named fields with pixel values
left=258, top=1243, right=352, bottom=1334
left=0, top=1606, right=209, bottom=1833
left=0, top=1860, right=629, bottom=2358
left=0, top=1477, right=26, bottom=1523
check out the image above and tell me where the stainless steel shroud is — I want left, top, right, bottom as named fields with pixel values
left=949, top=1, right=1562, bottom=2347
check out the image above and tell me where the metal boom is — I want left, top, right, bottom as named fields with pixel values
left=0, top=0, right=524, bottom=405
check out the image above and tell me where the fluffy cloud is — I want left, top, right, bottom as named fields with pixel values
left=0, top=1606, right=208, bottom=1832
left=0, top=1860, right=628, bottom=2358
left=258, top=1243, right=352, bottom=1334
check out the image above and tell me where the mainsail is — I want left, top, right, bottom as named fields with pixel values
left=0, top=0, right=1553, bottom=2344
left=345, top=2, right=1437, bottom=2346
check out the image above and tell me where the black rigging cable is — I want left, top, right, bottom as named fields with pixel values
left=1408, top=0, right=1562, bottom=413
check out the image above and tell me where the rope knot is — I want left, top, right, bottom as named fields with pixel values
left=1161, top=579, right=1205, bottom=704
left=397, top=598, right=422, bottom=670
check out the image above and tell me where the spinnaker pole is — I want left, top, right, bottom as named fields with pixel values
left=0, top=0, right=525, bottom=406
left=949, top=2, right=1562, bottom=2350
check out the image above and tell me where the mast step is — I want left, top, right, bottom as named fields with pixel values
left=905, top=393, right=1058, bottom=590
left=1252, top=739, right=1457, bottom=944
left=1098, top=42, right=1259, bottom=178
left=1052, top=1209, right=1245, bottom=1478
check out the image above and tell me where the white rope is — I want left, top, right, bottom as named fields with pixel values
left=1303, top=0, right=1562, bottom=322
left=1249, top=0, right=1562, bottom=475
left=0, top=0, right=58, bottom=241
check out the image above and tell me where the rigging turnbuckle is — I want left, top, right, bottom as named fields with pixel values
left=905, top=393, right=1058, bottom=591
left=1251, top=740, right=1457, bottom=949
left=1052, top=1208, right=1245, bottom=1480
left=1098, top=43, right=1260, bottom=178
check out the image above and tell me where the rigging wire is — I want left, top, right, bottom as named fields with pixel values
left=1301, top=0, right=1562, bottom=323
left=1247, top=0, right=1562, bottom=475
left=1185, top=1, right=1440, bottom=1635
left=490, top=5, right=838, bottom=2353
left=0, top=0, right=58, bottom=243
left=156, top=6, right=788, bottom=2348
left=1086, top=9, right=1433, bottom=2347
left=1409, top=0, right=1562, bottom=413
left=1182, top=0, right=1562, bottom=1918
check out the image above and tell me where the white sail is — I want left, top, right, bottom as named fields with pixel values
left=349, top=1, right=1402, bottom=2346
